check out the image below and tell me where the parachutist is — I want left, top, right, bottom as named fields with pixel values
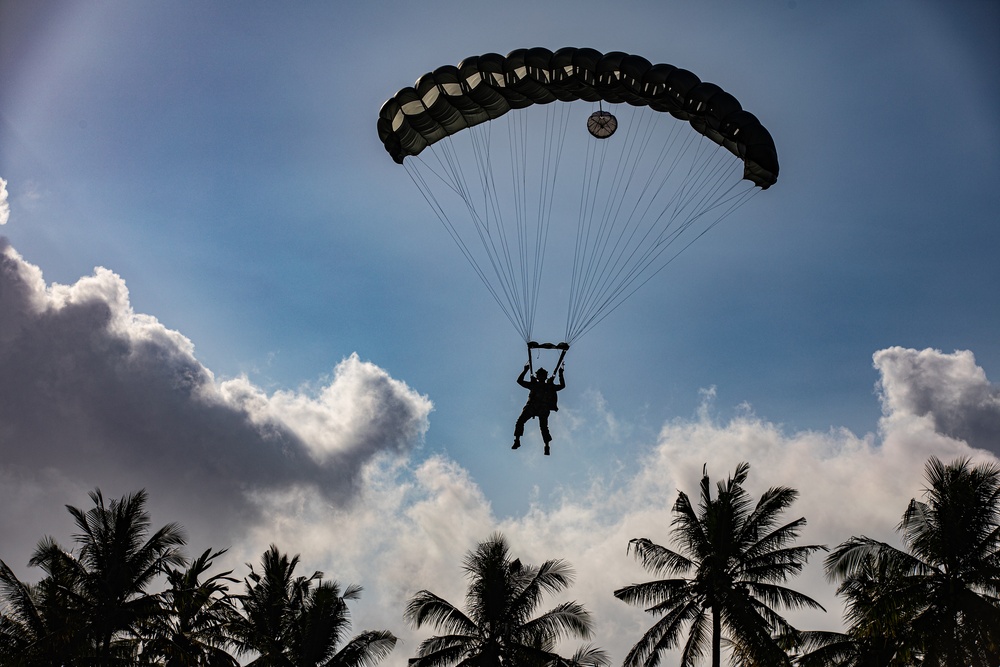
left=512, top=364, right=565, bottom=456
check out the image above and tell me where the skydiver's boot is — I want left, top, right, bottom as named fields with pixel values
left=512, top=437, right=520, bottom=450
left=544, top=444, right=550, bottom=455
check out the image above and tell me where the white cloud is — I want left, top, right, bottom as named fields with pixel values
left=4, top=238, right=1000, bottom=666
left=0, top=239, right=432, bottom=573
left=193, top=349, right=1000, bottom=666
left=221, top=356, right=431, bottom=467
left=875, top=346, right=1000, bottom=451
left=0, top=178, right=9, bottom=225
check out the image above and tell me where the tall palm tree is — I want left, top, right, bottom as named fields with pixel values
left=141, top=548, right=241, bottom=666
left=614, top=462, right=826, bottom=667
left=232, top=544, right=396, bottom=667
left=825, top=456, right=1000, bottom=667
left=22, top=488, right=188, bottom=666
left=404, top=532, right=609, bottom=667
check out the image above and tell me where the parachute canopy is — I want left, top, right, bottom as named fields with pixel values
left=378, top=48, right=778, bottom=344
left=378, top=47, right=777, bottom=187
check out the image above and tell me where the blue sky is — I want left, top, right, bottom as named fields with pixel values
left=2, top=1, right=999, bottom=665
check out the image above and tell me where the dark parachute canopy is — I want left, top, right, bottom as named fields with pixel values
left=378, top=47, right=778, bottom=345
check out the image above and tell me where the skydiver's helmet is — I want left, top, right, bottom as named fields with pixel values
left=536, top=368, right=548, bottom=379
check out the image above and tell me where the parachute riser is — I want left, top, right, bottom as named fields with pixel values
left=527, top=340, right=570, bottom=377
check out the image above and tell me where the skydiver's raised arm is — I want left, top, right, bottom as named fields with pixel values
left=517, top=364, right=531, bottom=389
left=554, top=367, right=566, bottom=390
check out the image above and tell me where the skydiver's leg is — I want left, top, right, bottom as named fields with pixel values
left=538, top=411, right=551, bottom=442
left=539, top=412, right=551, bottom=455
left=513, top=406, right=532, bottom=449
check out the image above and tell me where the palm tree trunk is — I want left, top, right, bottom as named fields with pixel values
left=712, top=605, right=721, bottom=667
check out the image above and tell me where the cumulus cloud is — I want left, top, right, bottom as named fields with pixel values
left=4, top=236, right=1000, bottom=666
left=875, top=346, right=1000, bottom=455
left=0, top=178, right=8, bottom=225
left=0, top=238, right=432, bottom=569
left=180, top=350, right=999, bottom=667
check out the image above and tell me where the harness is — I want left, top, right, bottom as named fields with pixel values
left=526, top=341, right=569, bottom=377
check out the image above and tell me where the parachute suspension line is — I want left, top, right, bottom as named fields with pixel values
left=569, top=181, right=759, bottom=343
left=533, top=103, right=572, bottom=338
left=566, top=107, right=613, bottom=343
left=575, top=104, right=641, bottom=310
left=417, top=138, right=529, bottom=341
left=578, top=140, right=740, bottom=335
left=510, top=115, right=553, bottom=340
left=577, top=182, right=758, bottom=341
left=468, top=119, right=533, bottom=340
left=502, top=108, right=537, bottom=341
left=404, top=159, right=526, bottom=338
left=499, top=103, right=572, bottom=343
left=404, top=105, right=578, bottom=345
left=640, top=140, right=751, bottom=259
left=505, top=109, right=528, bottom=337
left=401, top=105, right=764, bottom=347
left=567, top=104, right=668, bottom=342
left=415, top=122, right=533, bottom=341
left=440, top=123, right=528, bottom=338
left=582, top=116, right=690, bottom=309
left=563, top=106, right=758, bottom=343
left=567, top=105, right=666, bottom=340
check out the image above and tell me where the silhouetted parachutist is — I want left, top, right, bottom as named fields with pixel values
left=512, top=364, right=565, bottom=456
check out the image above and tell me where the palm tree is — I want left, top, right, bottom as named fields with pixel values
left=141, top=548, right=241, bottom=666
left=824, top=457, right=1000, bottom=667
left=21, top=488, right=187, bottom=666
left=232, top=544, right=396, bottom=667
left=404, top=532, right=609, bottom=667
left=614, top=462, right=826, bottom=667
left=0, top=552, right=87, bottom=666
left=794, top=551, right=920, bottom=667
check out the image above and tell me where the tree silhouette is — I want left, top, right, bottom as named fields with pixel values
left=141, top=547, right=241, bottom=666
left=824, top=457, right=1000, bottom=667
left=794, top=551, right=919, bottom=666
left=614, top=462, right=826, bottom=667
left=0, top=551, right=87, bottom=666
left=231, top=544, right=396, bottom=667
left=405, top=532, right=608, bottom=667
left=23, top=488, right=187, bottom=666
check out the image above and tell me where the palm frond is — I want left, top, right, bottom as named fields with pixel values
left=560, top=643, right=610, bottom=667
left=626, top=539, right=692, bottom=576
left=613, top=579, right=694, bottom=613
left=409, top=636, right=472, bottom=667
left=511, top=558, right=576, bottom=624
left=621, top=600, right=701, bottom=667
left=0, top=559, right=43, bottom=634
left=329, top=629, right=397, bottom=667
left=676, top=606, right=710, bottom=667
left=520, top=600, right=593, bottom=642
left=744, top=582, right=825, bottom=613
left=404, top=590, right=477, bottom=636
left=824, top=537, right=922, bottom=583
